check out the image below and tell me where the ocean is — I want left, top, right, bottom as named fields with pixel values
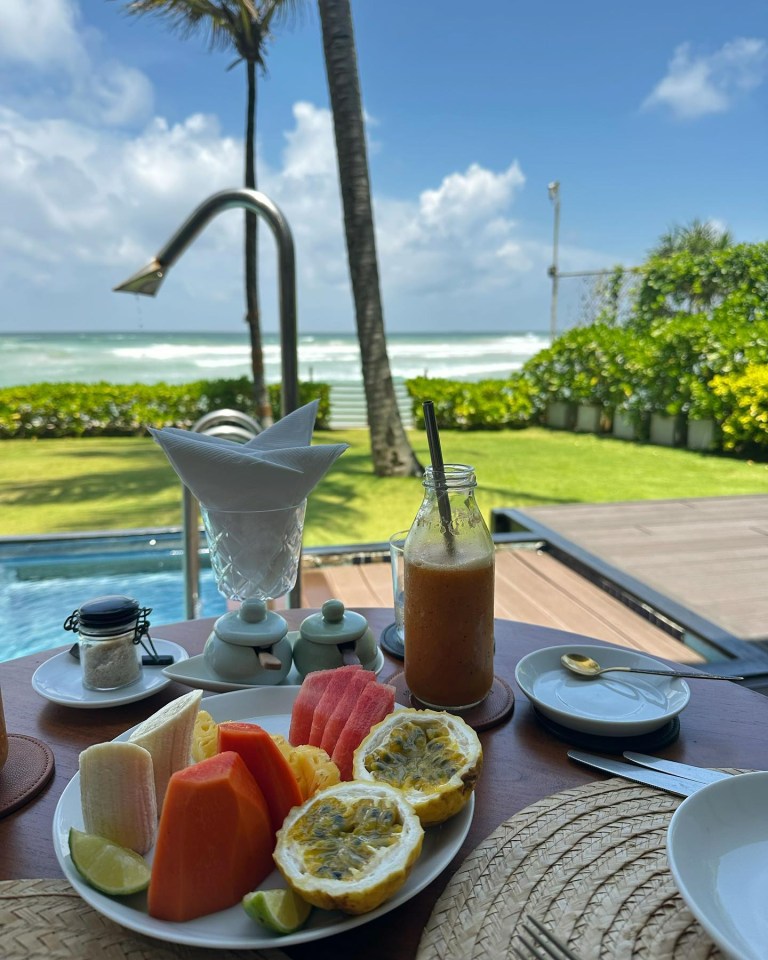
left=0, top=331, right=549, bottom=389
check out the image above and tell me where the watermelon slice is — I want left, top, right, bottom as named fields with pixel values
left=319, top=670, right=377, bottom=755
left=289, top=666, right=361, bottom=746
left=332, top=682, right=396, bottom=780
left=307, top=665, right=366, bottom=747
left=289, top=671, right=333, bottom=746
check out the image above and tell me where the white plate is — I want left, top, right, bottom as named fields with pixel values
left=162, top=648, right=386, bottom=693
left=667, top=771, right=768, bottom=960
left=31, top=640, right=189, bottom=709
left=515, top=643, right=690, bottom=736
left=52, top=685, right=474, bottom=949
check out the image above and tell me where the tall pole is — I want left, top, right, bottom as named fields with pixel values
left=548, top=181, right=560, bottom=340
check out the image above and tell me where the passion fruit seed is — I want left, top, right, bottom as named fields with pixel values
left=363, top=720, right=466, bottom=790
left=286, top=796, right=403, bottom=880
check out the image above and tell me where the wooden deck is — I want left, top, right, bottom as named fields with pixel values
left=492, top=495, right=768, bottom=685
left=301, top=546, right=705, bottom=665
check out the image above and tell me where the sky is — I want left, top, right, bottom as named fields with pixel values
left=0, top=0, right=766, bottom=336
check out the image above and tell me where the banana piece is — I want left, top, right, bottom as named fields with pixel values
left=79, top=741, right=157, bottom=854
left=128, top=689, right=203, bottom=811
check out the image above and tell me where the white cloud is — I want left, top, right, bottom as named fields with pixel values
left=643, top=38, right=767, bottom=119
left=0, top=0, right=85, bottom=69
left=371, top=162, right=530, bottom=302
left=0, top=83, right=570, bottom=332
left=419, top=162, right=525, bottom=234
left=0, top=0, right=153, bottom=127
left=0, top=0, right=613, bottom=334
left=282, top=101, right=338, bottom=180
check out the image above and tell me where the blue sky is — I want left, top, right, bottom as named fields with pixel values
left=0, top=0, right=766, bottom=335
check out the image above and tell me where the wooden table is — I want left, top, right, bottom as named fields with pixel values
left=3, top=608, right=768, bottom=960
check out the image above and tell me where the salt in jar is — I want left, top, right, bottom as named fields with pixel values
left=64, top=595, right=152, bottom=691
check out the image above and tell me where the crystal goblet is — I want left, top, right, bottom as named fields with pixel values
left=200, top=499, right=307, bottom=603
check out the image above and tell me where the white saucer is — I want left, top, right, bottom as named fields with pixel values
left=31, top=639, right=189, bottom=709
left=163, top=647, right=386, bottom=692
left=515, top=643, right=690, bottom=736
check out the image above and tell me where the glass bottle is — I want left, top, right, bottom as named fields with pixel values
left=64, top=595, right=151, bottom=691
left=0, top=687, right=8, bottom=772
left=403, top=463, right=495, bottom=710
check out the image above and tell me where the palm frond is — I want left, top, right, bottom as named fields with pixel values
left=120, top=0, right=290, bottom=60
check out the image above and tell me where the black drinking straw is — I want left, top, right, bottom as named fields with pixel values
left=422, top=400, right=455, bottom=550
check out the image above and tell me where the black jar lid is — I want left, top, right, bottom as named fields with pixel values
left=77, top=595, right=140, bottom=629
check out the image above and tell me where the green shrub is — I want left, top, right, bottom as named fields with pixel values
left=521, top=323, right=639, bottom=413
left=632, top=242, right=768, bottom=329
left=0, top=378, right=330, bottom=439
left=405, top=375, right=536, bottom=430
left=710, top=365, right=768, bottom=456
left=631, top=314, right=768, bottom=418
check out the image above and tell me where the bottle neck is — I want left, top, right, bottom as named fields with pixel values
left=423, top=463, right=476, bottom=493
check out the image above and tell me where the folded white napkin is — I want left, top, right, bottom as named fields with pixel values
left=149, top=399, right=349, bottom=511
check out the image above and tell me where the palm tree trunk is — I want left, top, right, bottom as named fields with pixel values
left=244, top=58, right=273, bottom=426
left=318, top=0, right=421, bottom=477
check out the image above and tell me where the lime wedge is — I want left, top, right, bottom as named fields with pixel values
left=242, top=887, right=312, bottom=934
left=68, top=827, right=151, bottom=896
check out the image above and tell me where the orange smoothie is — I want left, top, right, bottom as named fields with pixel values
left=403, top=555, right=494, bottom=709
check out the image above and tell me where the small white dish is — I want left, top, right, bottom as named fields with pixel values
left=31, top=639, right=189, bottom=709
left=163, top=647, right=386, bottom=692
left=667, top=771, right=768, bottom=960
left=515, top=643, right=690, bottom=736
left=52, top=685, right=474, bottom=950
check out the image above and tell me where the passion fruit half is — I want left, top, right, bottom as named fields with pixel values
left=352, top=708, right=482, bottom=826
left=273, top=781, right=423, bottom=915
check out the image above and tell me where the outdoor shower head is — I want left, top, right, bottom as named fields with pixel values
left=113, top=258, right=165, bottom=296
left=111, top=187, right=299, bottom=417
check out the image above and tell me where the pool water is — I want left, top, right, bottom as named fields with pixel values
left=0, top=532, right=228, bottom=663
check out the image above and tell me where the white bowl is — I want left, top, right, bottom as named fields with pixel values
left=515, top=643, right=690, bottom=736
left=667, top=771, right=768, bottom=960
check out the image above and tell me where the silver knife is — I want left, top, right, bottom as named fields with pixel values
left=622, top=751, right=732, bottom=784
left=567, top=750, right=710, bottom=796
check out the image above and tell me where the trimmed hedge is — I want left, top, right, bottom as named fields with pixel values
left=0, top=378, right=331, bottom=439
left=405, top=374, right=536, bottom=430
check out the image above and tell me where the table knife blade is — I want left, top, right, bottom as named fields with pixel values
left=567, top=750, right=709, bottom=796
left=622, top=751, right=732, bottom=784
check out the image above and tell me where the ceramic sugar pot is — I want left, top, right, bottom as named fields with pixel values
left=203, top=598, right=292, bottom=685
left=292, top=599, right=382, bottom=680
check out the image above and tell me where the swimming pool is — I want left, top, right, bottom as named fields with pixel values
left=0, top=531, right=228, bottom=663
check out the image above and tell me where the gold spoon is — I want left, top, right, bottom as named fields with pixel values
left=560, top=653, right=742, bottom=681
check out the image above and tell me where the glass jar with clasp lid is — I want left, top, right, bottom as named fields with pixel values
left=64, top=595, right=156, bottom=691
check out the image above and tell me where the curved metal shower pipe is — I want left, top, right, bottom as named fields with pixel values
left=114, top=187, right=299, bottom=417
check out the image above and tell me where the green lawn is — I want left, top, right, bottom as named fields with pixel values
left=1, top=429, right=766, bottom=545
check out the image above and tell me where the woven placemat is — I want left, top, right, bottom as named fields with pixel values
left=0, top=735, right=55, bottom=819
left=0, top=879, right=291, bottom=960
left=416, top=776, right=743, bottom=960
left=388, top=673, right=514, bottom=731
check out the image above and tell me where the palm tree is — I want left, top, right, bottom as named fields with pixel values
left=648, top=218, right=735, bottom=313
left=317, top=0, right=421, bottom=476
left=650, top=218, right=734, bottom=259
left=117, top=0, right=301, bottom=427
